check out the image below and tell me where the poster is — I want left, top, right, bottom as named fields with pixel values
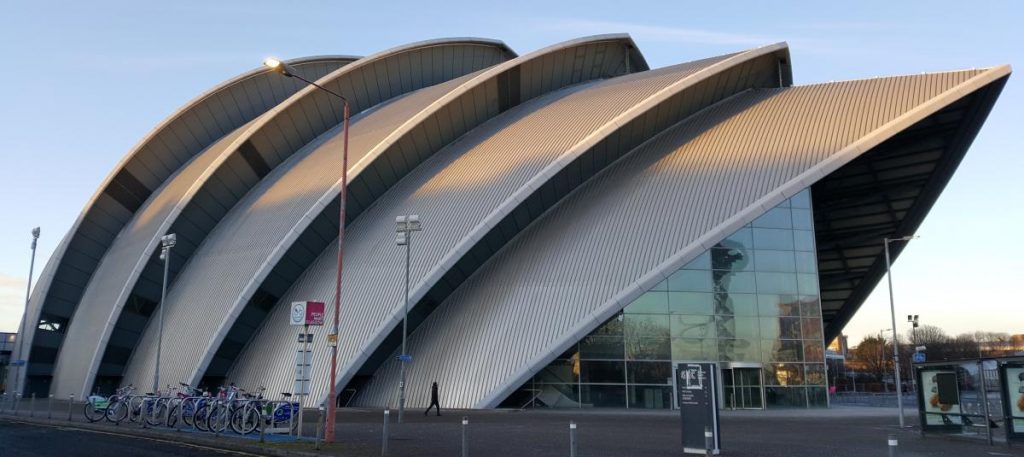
left=1008, top=366, right=1024, bottom=432
left=920, top=369, right=961, bottom=426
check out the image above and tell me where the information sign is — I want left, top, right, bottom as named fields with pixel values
left=1002, top=363, right=1024, bottom=440
left=912, top=352, right=926, bottom=363
left=289, top=301, right=326, bottom=326
left=676, top=362, right=720, bottom=455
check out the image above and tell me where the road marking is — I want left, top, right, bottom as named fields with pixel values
left=1, top=418, right=264, bottom=456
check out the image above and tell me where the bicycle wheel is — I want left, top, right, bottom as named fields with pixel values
left=83, top=400, right=106, bottom=422
left=230, top=406, right=258, bottom=435
left=179, top=399, right=196, bottom=427
left=208, top=404, right=229, bottom=433
left=106, top=399, right=129, bottom=423
left=194, top=404, right=212, bottom=431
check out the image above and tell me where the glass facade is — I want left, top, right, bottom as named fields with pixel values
left=507, top=189, right=827, bottom=409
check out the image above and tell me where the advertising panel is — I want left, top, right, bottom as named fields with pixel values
left=1005, top=365, right=1024, bottom=439
left=919, top=368, right=962, bottom=427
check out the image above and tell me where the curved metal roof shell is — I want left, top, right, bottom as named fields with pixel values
left=355, top=67, right=1009, bottom=409
left=16, top=56, right=356, bottom=394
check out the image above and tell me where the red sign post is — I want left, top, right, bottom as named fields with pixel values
left=305, top=301, right=325, bottom=326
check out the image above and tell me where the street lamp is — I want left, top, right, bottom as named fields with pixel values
left=395, top=215, right=422, bottom=423
left=14, top=227, right=40, bottom=396
left=154, top=233, right=176, bottom=393
left=264, top=57, right=349, bottom=443
left=906, top=314, right=919, bottom=344
left=884, top=235, right=918, bottom=427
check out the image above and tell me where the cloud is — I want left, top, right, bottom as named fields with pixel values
left=541, top=18, right=776, bottom=47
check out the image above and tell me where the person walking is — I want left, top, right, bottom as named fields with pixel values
left=424, top=381, right=441, bottom=416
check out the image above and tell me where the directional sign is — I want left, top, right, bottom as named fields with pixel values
left=912, top=352, right=926, bottom=363
left=677, top=363, right=720, bottom=455
left=10, top=359, right=25, bottom=366
left=397, top=354, right=412, bottom=362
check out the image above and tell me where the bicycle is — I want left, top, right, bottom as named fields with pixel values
left=102, top=384, right=136, bottom=423
left=230, top=391, right=299, bottom=435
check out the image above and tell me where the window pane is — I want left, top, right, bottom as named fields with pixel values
left=626, top=337, right=671, bottom=360
left=681, top=251, right=710, bottom=270
left=579, top=361, right=624, bottom=383
left=624, top=314, right=670, bottom=337
left=753, top=228, right=794, bottom=250
left=711, top=247, right=752, bottom=272
left=805, top=364, right=826, bottom=385
left=716, top=316, right=759, bottom=340
left=533, top=383, right=580, bottom=408
left=672, top=338, right=718, bottom=361
left=535, top=359, right=579, bottom=384
left=717, top=293, right=757, bottom=316
left=808, top=387, right=827, bottom=407
left=592, top=315, right=623, bottom=336
left=755, top=272, right=799, bottom=295
left=717, top=339, right=760, bottom=361
left=801, top=318, right=823, bottom=341
left=669, top=292, right=713, bottom=315
left=628, top=385, right=674, bottom=409
left=626, top=361, right=672, bottom=384
left=763, top=339, right=804, bottom=362
left=790, top=189, right=811, bottom=209
left=671, top=315, right=716, bottom=339
left=803, top=340, right=825, bottom=363
left=650, top=279, right=668, bottom=291
left=579, top=336, right=624, bottom=360
left=765, top=387, right=807, bottom=408
left=797, top=273, right=819, bottom=295
left=754, top=250, right=796, bottom=272
left=794, top=251, right=817, bottom=273
left=765, top=363, right=805, bottom=386
left=717, top=271, right=757, bottom=294
left=799, top=296, right=821, bottom=317
left=624, top=291, right=668, bottom=314
left=668, top=270, right=712, bottom=292
left=752, top=208, right=792, bottom=229
left=758, top=294, right=802, bottom=317
left=722, top=228, right=752, bottom=250
left=791, top=208, right=813, bottom=230
left=793, top=230, right=815, bottom=251
left=759, top=316, right=801, bottom=340
left=581, top=385, right=626, bottom=408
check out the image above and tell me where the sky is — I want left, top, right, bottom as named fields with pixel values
left=0, top=1, right=1021, bottom=346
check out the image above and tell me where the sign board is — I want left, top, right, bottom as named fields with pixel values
left=326, top=334, right=337, bottom=346
left=294, top=349, right=311, bottom=396
left=397, top=354, right=412, bottom=362
left=11, top=359, right=25, bottom=366
left=917, top=367, right=963, bottom=430
left=1002, top=363, right=1024, bottom=441
left=676, top=363, right=720, bottom=455
left=289, top=301, right=326, bottom=326
left=912, top=352, right=926, bottom=363
left=297, top=333, right=314, bottom=343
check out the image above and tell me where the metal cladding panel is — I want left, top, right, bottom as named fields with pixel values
left=355, top=69, right=999, bottom=409
left=11, top=56, right=355, bottom=395
left=117, top=75, right=475, bottom=390
left=226, top=52, right=757, bottom=403
left=98, top=40, right=511, bottom=395
left=49, top=120, right=258, bottom=397
left=224, top=35, right=655, bottom=397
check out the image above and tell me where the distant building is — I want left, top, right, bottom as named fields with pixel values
left=0, top=332, right=14, bottom=393
left=6, top=36, right=1009, bottom=411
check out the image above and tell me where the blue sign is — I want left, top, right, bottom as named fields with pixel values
left=397, top=354, right=412, bottom=362
left=11, top=359, right=25, bottom=366
left=912, top=352, right=926, bottom=363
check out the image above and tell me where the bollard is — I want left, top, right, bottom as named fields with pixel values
left=382, top=409, right=390, bottom=457
left=570, top=421, right=577, bottom=457
left=13, top=393, right=20, bottom=416
left=67, top=394, right=74, bottom=421
left=462, top=416, right=469, bottom=457
left=888, top=433, right=898, bottom=457
left=315, top=404, right=324, bottom=450
left=30, top=393, right=35, bottom=418
left=47, top=394, right=53, bottom=420
left=705, top=426, right=714, bottom=457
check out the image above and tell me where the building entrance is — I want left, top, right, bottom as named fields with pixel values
left=722, top=364, right=764, bottom=410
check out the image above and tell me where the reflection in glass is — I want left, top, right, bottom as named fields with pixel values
left=718, top=339, right=760, bottom=361
left=718, top=294, right=758, bottom=316
left=626, top=337, right=671, bottom=360
left=672, top=338, right=718, bottom=361
left=580, top=361, right=624, bottom=383
left=724, top=228, right=752, bottom=249
left=803, top=340, right=825, bottom=363
left=625, top=291, right=668, bottom=314
left=752, top=207, right=793, bottom=229
left=758, top=294, right=802, bottom=317
left=755, top=272, right=799, bottom=295
left=795, top=251, right=816, bottom=273
left=793, top=230, right=815, bottom=251
left=805, top=364, right=826, bottom=385
left=668, top=269, right=712, bottom=292
left=624, top=314, right=670, bottom=337
left=629, top=386, right=674, bottom=409
left=669, top=292, right=713, bottom=315
left=671, top=314, right=715, bottom=339
left=712, top=245, right=751, bottom=271
left=797, top=273, right=819, bottom=295
left=718, top=316, right=759, bottom=340
left=763, top=340, right=803, bottom=362
left=580, top=336, right=625, bottom=360
left=753, top=228, right=794, bottom=250
left=766, top=363, right=804, bottom=386
left=765, top=387, right=807, bottom=408
left=717, top=271, right=757, bottom=294
left=535, top=359, right=579, bottom=384
left=681, top=251, right=710, bottom=270
left=801, top=318, right=823, bottom=341
left=754, top=250, right=796, bottom=272
left=581, top=385, right=627, bottom=408
left=626, top=361, right=672, bottom=384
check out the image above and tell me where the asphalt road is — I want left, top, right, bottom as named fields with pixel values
left=0, top=420, right=255, bottom=457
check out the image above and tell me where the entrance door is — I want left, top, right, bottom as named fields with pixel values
left=722, top=367, right=764, bottom=409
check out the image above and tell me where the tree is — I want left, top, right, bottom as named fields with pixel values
left=850, top=335, right=891, bottom=382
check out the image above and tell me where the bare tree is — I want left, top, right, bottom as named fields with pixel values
left=851, top=335, right=891, bottom=382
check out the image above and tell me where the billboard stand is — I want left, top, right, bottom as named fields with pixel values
left=290, top=301, right=325, bottom=440
left=676, top=362, right=720, bottom=455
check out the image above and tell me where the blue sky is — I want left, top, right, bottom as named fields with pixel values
left=0, top=1, right=1021, bottom=344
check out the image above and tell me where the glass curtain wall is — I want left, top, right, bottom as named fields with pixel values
left=507, top=189, right=827, bottom=409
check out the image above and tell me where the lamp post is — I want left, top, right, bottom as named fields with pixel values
left=264, top=57, right=349, bottom=443
left=14, top=227, right=40, bottom=396
left=395, top=215, right=422, bottom=423
left=884, top=235, right=918, bottom=428
left=154, top=233, right=176, bottom=393
left=906, top=314, right=919, bottom=344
